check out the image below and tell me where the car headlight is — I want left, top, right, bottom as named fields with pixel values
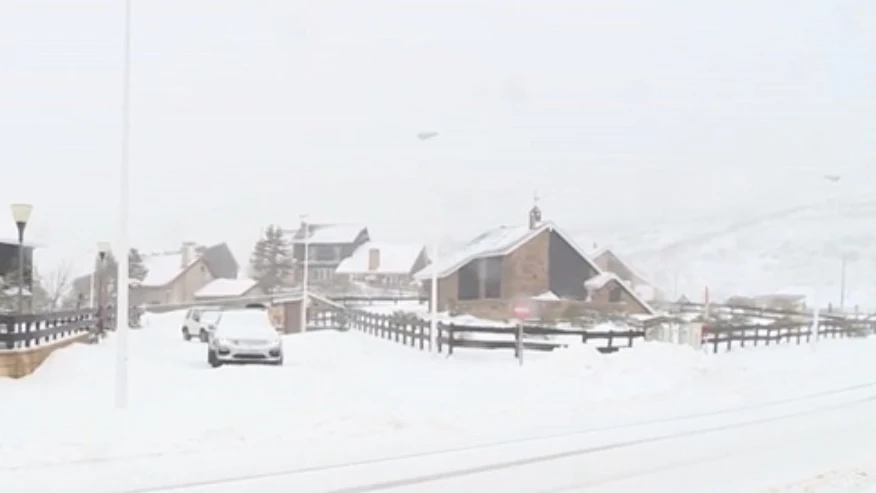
left=216, top=338, right=231, bottom=347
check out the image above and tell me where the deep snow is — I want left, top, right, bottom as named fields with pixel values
left=2, top=309, right=876, bottom=492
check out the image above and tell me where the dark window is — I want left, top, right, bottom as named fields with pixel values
left=482, top=257, right=502, bottom=299
left=314, top=246, right=337, bottom=261
left=457, top=261, right=480, bottom=300
left=609, top=286, right=622, bottom=302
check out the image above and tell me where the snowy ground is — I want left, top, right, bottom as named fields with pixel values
left=2, top=309, right=876, bottom=492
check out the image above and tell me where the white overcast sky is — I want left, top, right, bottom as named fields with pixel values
left=0, top=0, right=874, bottom=271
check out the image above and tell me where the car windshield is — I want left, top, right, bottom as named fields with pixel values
left=215, top=310, right=277, bottom=339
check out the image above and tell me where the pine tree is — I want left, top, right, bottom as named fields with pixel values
left=249, top=225, right=293, bottom=292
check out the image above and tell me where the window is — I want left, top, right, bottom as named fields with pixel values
left=482, top=257, right=502, bottom=299
left=314, top=246, right=336, bottom=262
left=609, top=286, right=623, bottom=302
left=457, top=261, right=480, bottom=300
left=310, top=268, right=333, bottom=282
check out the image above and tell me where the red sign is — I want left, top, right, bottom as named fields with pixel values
left=512, top=304, right=531, bottom=319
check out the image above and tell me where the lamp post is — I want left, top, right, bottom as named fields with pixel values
left=824, top=174, right=844, bottom=311
left=115, top=0, right=133, bottom=409
left=417, top=131, right=439, bottom=352
left=10, top=204, right=33, bottom=314
left=300, top=214, right=309, bottom=333
left=97, top=242, right=111, bottom=337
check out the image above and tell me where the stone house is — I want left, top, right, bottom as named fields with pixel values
left=412, top=206, right=654, bottom=320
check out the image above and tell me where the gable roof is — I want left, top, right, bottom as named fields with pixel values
left=138, top=251, right=207, bottom=288
left=413, top=221, right=601, bottom=281
left=194, top=278, right=259, bottom=298
left=290, top=224, right=368, bottom=245
left=200, top=243, right=238, bottom=279
left=591, top=247, right=662, bottom=292
left=335, top=242, right=425, bottom=275
left=583, top=272, right=656, bottom=315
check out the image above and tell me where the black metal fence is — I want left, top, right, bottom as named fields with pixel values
left=0, top=308, right=104, bottom=350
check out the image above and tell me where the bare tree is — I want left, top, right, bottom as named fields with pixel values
left=39, top=260, right=74, bottom=311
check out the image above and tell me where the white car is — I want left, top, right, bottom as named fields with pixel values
left=181, top=307, right=223, bottom=342
left=207, top=308, right=283, bottom=367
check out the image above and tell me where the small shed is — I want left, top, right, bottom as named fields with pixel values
left=271, top=292, right=343, bottom=333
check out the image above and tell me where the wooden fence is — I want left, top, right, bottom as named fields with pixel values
left=308, top=303, right=876, bottom=358
left=701, top=317, right=873, bottom=354
left=310, top=308, right=646, bottom=357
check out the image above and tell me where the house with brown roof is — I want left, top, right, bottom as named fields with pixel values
left=335, top=242, right=428, bottom=290
left=589, top=247, right=665, bottom=302
left=132, top=242, right=221, bottom=306
left=412, top=206, right=654, bottom=320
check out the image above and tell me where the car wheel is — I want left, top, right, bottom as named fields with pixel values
left=208, top=350, right=221, bottom=368
left=182, top=327, right=191, bottom=341
left=199, top=330, right=208, bottom=343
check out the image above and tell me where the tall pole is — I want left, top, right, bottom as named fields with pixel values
left=417, top=131, right=440, bottom=352
left=300, top=215, right=309, bottom=333
left=839, top=254, right=847, bottom=312
left=16, top=226, right=25, bottom=314
left=115, top=0, right=132, bottom=409
left=89, top=269, right=95, bottom=309
left=430, top=241, right=438, bottom=351
left=825, top=174, right=842, bottom=311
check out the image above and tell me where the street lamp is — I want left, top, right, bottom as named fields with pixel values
left=299, top=214, right=309, bottom=333
left=10, top=203, right=33, bottom=314
left=115, top=0, right=133, bottom=409
left=417, top=131, right=440, bottom=352
left=97, top=242, right=111, bottom=337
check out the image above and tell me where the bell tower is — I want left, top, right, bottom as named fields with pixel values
left=529, top=191, right=542, bottom=229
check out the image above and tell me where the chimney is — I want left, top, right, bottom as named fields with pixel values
left=181, top=241, right=195, bottom=268
left=367, top=247, right=380, bottom=271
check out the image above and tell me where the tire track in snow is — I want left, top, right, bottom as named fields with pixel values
left=106, top=380, right=876, bottom=493
left=9, top=378, right=876, bottom=476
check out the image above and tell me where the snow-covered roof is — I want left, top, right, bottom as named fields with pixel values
left=413, top=221, right=599, bottom=281
left=335, top=242, right=425, bottom=275
left=291, top=224, right=367, bottom=244
left=591, top=246, right=662, bottom=292
left=584, top=272, right=616, bottom=290
left=139, top=253, right=197, bottom=288
left=531, top=291, right=560, bottom=301
left=584, top=272, right=656, bottom=315
left=194, top=278, right=259, bottom=298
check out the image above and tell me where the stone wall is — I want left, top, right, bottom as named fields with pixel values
left=502, top=229, right=550, bottom=298
left=0, top=333, right=90, bottom=378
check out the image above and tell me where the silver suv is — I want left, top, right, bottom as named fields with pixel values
left=207, top=308, right=283, bottom=367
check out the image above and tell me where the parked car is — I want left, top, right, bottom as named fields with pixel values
left=181, top=307, right=223, bottom=342
left=207, top=308, right=283, bottom=367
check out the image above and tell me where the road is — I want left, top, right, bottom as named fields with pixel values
left=10, top=379, right=869, bottom=493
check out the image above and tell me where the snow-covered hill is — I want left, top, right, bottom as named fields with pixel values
left=579, top=194, right=876, bottom=310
